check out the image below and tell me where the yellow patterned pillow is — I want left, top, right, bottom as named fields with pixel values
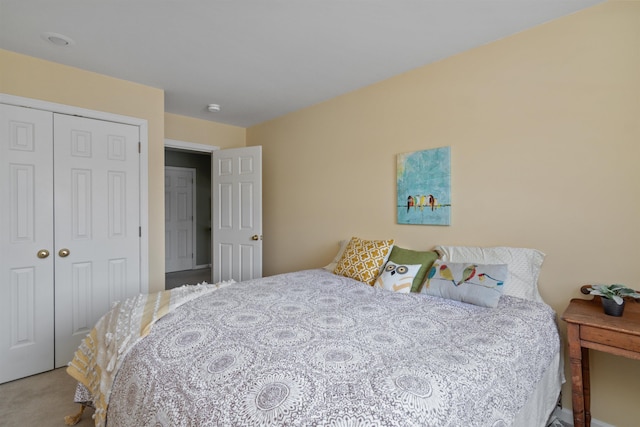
left=333, top=237, right=395, bottom=285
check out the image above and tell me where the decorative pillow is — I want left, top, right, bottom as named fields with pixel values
left=387, top=246, right=439, bottom=293
left=421, top=261, right=507, bottom=308
left=374, top=262, right=422, bottom=293
left=333, top=237, right=394, bottom=285
left=435, top=246, right=545, bottom=302
left=322, top=240, right=348, bottom=272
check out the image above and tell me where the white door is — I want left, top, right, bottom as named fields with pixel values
left=165, top=167, right=195, bottom=273
left=0, top=104, right=55, bottom=383
left=212, top=146, right=262, bottom=283
left=53, top=114, right=141, bottom=367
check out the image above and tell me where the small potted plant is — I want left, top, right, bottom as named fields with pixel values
left=586, top=284, right=640, bottom=316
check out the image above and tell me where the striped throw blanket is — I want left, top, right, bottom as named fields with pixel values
left=66, top=281, right=234, bottom=427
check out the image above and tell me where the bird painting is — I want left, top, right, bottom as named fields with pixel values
left=397, top=147, right=451, bottom=226
left=423, top=265, right=437, bottom=289
left=457, top=264, right=477, bottom=286
left=405, top=193, right=439, bottom=213
left=439, top=264, right=455, bottom=286
left=478, top=273, right=504, bottom=287
left=419, top=195, right=427, bottom=211
left=427, top=194, right=437, bottom=211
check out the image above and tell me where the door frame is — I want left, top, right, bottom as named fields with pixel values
left=165, top=139, right=219, bottom=154
left=1, top=93, right=150, bottom=293
left=164, top=166, right=197, bottom=272
left=164, top=139, right=219, bottom=275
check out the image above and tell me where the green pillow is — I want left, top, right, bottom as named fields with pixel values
left=387, top=247, right=439, bottom=293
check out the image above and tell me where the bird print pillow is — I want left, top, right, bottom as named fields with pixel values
left=374, top=261, right=422, bottom=293
left=421, top=261, right=507, bottom=307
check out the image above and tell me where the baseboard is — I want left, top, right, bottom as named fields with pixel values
left=554, top=407, right=616, bottom=427
left=194, top=264, right=210, bottom=270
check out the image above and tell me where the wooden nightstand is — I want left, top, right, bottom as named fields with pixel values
left=561, top=291, right=640, bottom=427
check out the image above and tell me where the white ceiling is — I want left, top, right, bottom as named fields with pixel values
left=0, top=0, right=603, bottom=127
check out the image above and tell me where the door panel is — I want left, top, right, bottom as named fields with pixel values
left=53, top=114, right=141, bottom=367
left=212, top=146, right=262, bottom=283
left=0, top=104, right=55, bottom=383
left=165, top=167, right=195, bottom=273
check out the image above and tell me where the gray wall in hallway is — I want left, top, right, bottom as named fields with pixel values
left=165, top=149, right=212, bottom=266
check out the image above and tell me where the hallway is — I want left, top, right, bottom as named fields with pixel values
left=165, top=267, right=212, bottom=290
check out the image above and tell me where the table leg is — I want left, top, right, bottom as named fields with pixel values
left=567, top=323, right=586, bottom=427
left=582, top=346, right=591, bottom=427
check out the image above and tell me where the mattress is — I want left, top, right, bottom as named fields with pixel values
left=90, top=268, right=562, bottom=426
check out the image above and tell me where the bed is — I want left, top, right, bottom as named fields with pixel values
left=67, top=244, right=563, bottom=427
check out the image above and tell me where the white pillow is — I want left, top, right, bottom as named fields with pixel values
left=435, top=245, right=545, bottom=302
left=374, top=262, right=421, bottom=293
left=322, top=240, right=348, bottom=272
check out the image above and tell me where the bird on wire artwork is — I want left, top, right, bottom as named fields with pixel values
left=407, top=194, right=438, bottom=213
left=397, top=146, right=451, bottom=225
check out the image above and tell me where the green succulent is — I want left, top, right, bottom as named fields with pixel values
left=587, top=284, right=640, bottom=305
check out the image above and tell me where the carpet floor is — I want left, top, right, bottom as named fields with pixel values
left=0, top=367, right=94, bottom=427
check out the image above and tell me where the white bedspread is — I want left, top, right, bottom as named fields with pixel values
left=67, top=281, right=233, bottom=427
left=100, top=269, right=560, bottom=426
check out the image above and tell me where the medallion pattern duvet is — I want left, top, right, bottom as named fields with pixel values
left=106, top=269, right=559, bottom=426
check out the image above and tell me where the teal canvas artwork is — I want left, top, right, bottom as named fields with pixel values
left=397, top=147, right=451, bottom=225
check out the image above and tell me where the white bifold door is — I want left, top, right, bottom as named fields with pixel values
left=0, top=104, right=141, bottom=383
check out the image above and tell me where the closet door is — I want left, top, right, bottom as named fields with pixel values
left=0, top=104, right=55, bottom=383
left=53, top=114, right=141, bottom=367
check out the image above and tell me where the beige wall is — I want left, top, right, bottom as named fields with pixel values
left=0, top=49, right=246, bottom=293
left=165, top=112, right=246, bottom=149
left=247, top=1, right=640, bottom=425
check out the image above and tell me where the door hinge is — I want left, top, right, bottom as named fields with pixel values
left=138, top=142, right=141, bottom=153
left=139, top=226, right=141, bottom=237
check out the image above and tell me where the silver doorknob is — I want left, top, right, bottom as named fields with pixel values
left=37, top=249, right=50, bottom=259
left=58, top=248, right=70, bottom=257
